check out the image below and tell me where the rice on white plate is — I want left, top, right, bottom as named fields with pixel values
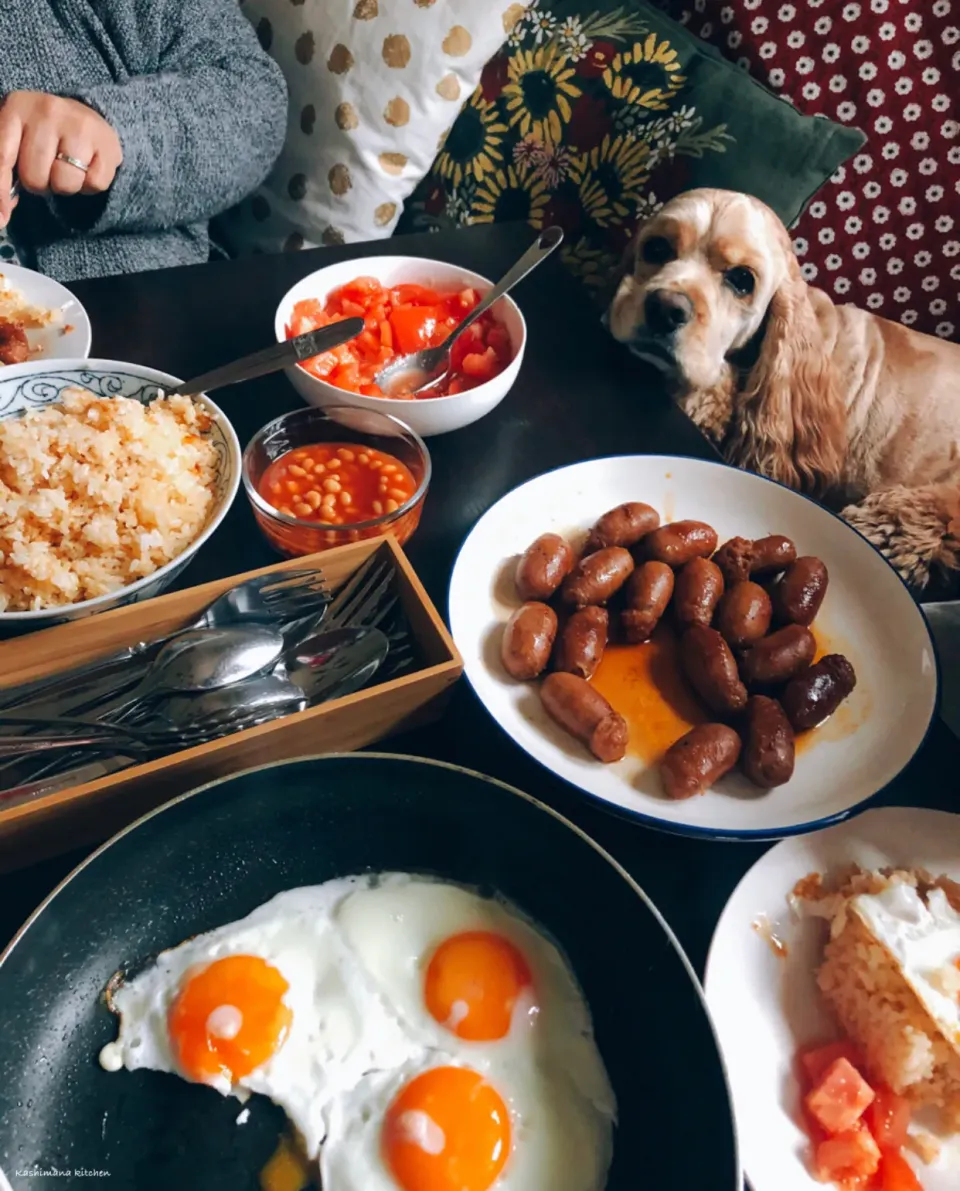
left=0, top=387, right=219, bottom=611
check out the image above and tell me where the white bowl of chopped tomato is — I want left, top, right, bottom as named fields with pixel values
left=274, top=256, right=525, bottom=437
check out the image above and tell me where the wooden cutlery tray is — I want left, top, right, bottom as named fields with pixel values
left=0, top=537, right=462, bottom=871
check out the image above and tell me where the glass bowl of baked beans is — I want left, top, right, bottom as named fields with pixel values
left=242, top=406, right=431, bottom=556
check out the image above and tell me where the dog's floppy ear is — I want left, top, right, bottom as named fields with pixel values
left=731, top=259, right=845, bottom=496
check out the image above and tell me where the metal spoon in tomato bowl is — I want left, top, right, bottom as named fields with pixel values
left=375, top=226, right=563, bottom=399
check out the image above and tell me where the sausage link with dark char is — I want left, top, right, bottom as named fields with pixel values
left=500, top=603, right=558, bottom=680
left=621, top=561, right=674, bottom=643
left=644, top=520, right=718, bottom=567
left=716, top=581, right=772, bottom=649
left=540, top=672, right=628, bottom=763
left=680, top=626, right=748, bottom=714
left=515, top=533, right=575, bottom=602
left=585, top=502, right=660, bottom=554
left=772, top=556, right=829, bottom=626
left=561, top=546, right=634, bottom=607
left=660, top=723, right=742, bottom=800
left=739, top=624, right=817, bottom=687
left=750, top=534, right=797, bottom=577
left=674, top=558, right=725, bottom=630
left=742, top=695, right=795, bottom=788
left=782, top=654, right=857, bottom=731
left=712, top=537, right=754, bottom=587
left=553, top=606, right=609, bottom=680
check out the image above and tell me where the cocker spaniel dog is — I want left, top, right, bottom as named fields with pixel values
left=608, top=187, right=960, bottom=589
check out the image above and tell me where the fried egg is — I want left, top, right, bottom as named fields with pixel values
left=851, top=877, right=960, bottom=1053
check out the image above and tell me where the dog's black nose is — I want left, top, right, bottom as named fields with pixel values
left=644, top=290, right=693, bottom=336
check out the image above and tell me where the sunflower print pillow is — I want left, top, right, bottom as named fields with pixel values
left=397, top=0, right=863, bottom=305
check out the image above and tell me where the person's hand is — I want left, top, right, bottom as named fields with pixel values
left=0, top=92, right=123, bottom=225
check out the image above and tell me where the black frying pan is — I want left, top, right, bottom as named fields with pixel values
left=0, top=755, right=739, bottom=1190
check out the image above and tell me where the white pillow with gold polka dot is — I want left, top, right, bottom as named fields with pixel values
left=224, top=0, right=531, bottom=254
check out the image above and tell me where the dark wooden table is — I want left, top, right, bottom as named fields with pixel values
left=0, top=222, right=955, bottom=975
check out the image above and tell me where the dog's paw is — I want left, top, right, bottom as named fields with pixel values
left=841, top=489, right=952, bottom=589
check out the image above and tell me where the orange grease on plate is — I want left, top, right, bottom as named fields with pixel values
left=260, top=1135, right=312, bottom=1191
left=752, top=913, right=789, bottom=958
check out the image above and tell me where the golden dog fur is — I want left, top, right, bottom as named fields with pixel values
left=608, top=187, right=960, bottom=587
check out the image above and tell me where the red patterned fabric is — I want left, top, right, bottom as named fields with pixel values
left=662, top=0, right=959, bottom=340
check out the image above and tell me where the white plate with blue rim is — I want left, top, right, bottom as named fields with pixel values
left=448, top=455, right=938, bottom=840
left=704, top=806, right=960, bottom=1191
left=0, top=262, right=92, bottom=363
left=0, top=358, right=240, bottom=629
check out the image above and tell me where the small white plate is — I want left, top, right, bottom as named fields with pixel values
left=0, top=262, right=92, bottom=363
left=704, top=807, right=960, bottom=1191
left=448, top=455, right=938, bottom=839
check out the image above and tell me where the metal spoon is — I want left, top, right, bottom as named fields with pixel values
left=375, top=226, right=563, bottom=398
left=102, top=625, right=285, bottom=722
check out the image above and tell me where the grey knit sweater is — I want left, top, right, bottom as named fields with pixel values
left=2, top=0, right=287, bottom=281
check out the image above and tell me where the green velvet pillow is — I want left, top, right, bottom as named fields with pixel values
left=396, top=1, right=865, bottom=299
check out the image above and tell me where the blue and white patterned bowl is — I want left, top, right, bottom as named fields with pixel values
left=0, top=358, right=241, bottom=630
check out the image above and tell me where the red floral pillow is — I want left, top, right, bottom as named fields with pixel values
left=660, top=0, right=959, bottom=341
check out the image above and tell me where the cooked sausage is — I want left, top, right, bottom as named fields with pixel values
left=782, top=654, right=857, bottom=731
left=0, top=321, right=29, bottom=366
left=739, top=624, right=817, bottom=687
left=644, top=521, right=719, bottom=567
left=621, top=561, right=674, bottom=643
left=674, top=558, right=725, bottom=630
left=750, top=534, right=797, bottom=577
left=515, top=533, right=575, bottom=602
left=772, top=556, right=829, bottom=626
left=716, top=581, right=773, bottom=649
left=553, top=606, right=608, bottom=680
left=713, top=536, right=755, bottom=587
left=585, top=502, right=660, bottom=554
left=660, top=723, right=742, bottom=800
left=501, top=603, right=558, bottom=680
left=540, top=672, right=628, bottom=763
left=561, top=546, right=634, bottom=607
left=742, top=695, right=795, bottom=788
left=680, top=626, right=748, bottom=715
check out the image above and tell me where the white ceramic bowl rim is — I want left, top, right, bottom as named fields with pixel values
left=241, top=403, right=432, bottom=532
left=273, top=255, right=527, bottom=406
left=0, top=357, right=241, bottom=622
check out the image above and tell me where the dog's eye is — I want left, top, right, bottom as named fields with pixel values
left=725, top=266, right=756, bottom=297
left=641, top=236, right=674, bottom=266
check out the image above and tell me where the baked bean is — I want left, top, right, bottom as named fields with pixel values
left=306, top=490, right=322, bottom=510
left=501, top=602, right=558, bottom=681
left=742, top=695, right=795, bottom=788
left=680, top=626, right=748, bottom=715
left=584, top=502, right=660, bottom=554
left=372, top=500, right=384, bottom=515
left=553, top=606, right=609, bottom=680
left=561, top=547, right=634, bottom=608
left=739, top=624, right=817, bottom=687
left=645, top=520, right=719, bottom=567
left=772, top=557, right=829, bottom=626
left=750, top=534, right=797, bottom=577
left=385, top=499, right=399, bottom=513
left=289, top=464, right=307, bottom=478
left=515, top=533, right=575, bottom=602
left=540, top=672, right=628, bottom=763
left=674, top=558, right=725, bottom=630
left=660, top=723, right=742, bottom=800
left=713, top=537, right=755, bottom=587
left=621, top=561, right=675, bottom=643
left=782, top=654, right=857, bottom=731
left=716, top=581, right=772, bottom=649
left=323, top=478, right=342, bottom=494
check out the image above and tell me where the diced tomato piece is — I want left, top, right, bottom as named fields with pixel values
left=391, top=284, right=441, bottom=306
left=360, top=384, right=382, bottom=396
left=800, top=1042, right=866, bottom=1088
left=457, top=287, right=479, bottom=310
left=814, top=1126, right=882, bottom=1185
left=378, top=320, right=393, bottom=350
left=486, top=324, right=512, bottom=361
left=806, top=1058, right=876, bottom=1136
left=445, top=377, right=466, bottom=395
left=869, top=1086, right=911, bottom=1151
left=461, top=346, right=499, bottom=381
left=302, top=351, right=337, bottom=379
left=341, top=298, right=366, bottom=319
left=358, top=329, right=381, bottom=356
left=337, top=277, right=382, bottom=303
left=390, top=305, right=439, bottom=354
left=879, top=1150, right=923, bottom=1191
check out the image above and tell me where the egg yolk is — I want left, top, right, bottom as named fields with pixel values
left=168, top=954, right=293, bottom=1084
left=424, top=931, right=533, bottom=1041
left=382, top=1066, right=510, bottom=1191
